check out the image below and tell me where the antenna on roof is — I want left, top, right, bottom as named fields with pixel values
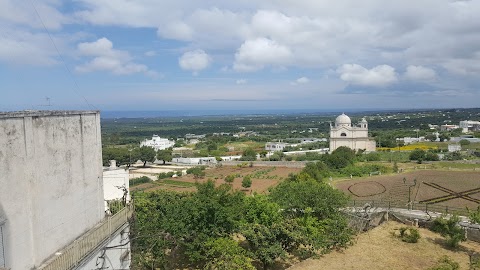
left=39, top=97, right=53, bottom=107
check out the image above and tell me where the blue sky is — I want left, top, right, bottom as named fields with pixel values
left=1, top=0, right=480, bottom=112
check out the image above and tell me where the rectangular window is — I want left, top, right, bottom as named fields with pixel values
left=0, top=223, right=5, bottom=267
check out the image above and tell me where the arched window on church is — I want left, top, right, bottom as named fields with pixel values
left=341, top=132, right=347, bottom=137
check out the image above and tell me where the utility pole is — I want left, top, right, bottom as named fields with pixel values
left=403, top=177, right=417, bottom=210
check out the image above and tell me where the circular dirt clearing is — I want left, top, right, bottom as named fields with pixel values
left=348, top=181, right=386, bottom=197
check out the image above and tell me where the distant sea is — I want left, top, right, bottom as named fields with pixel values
left=100, top=109, right=376, bottom=118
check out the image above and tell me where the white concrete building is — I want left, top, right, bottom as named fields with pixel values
left=265, top=142, right=291, bottom=152
left=0, top=111, right=131, bottom=270
left=329, top=113, right=376, bottom=152
left=459, top=120, right=480, bottom=133
left=448, top=144, right=462, bottom=152
left=103, top=160, right=130, bottom=212
left=172, top=157, right=217, bottom=165
left=141, top=134, right=175, bottom=150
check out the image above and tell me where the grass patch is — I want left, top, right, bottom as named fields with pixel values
left=436, top=162, right=480, bottom=169
left=160, top=179, right=196, bottom=187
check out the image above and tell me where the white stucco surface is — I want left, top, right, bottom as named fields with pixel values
left=0, top=111, right=104, bottom=269
left=103, top=167, right=130, bottom=207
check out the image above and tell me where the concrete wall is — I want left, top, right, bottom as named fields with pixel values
left=0, top=111, right=104, bottom=269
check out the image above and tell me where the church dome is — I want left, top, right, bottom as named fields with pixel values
left=335, top=113, right=351, bottom=125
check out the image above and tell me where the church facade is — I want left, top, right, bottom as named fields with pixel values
left=329, top=113, right=376, bottom=152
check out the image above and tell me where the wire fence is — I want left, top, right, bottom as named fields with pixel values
left=348, top=199, right=471, bottom=217
left=38, top=203, right=133, bottom=270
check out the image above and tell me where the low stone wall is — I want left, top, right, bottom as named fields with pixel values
left=346, top=207, right=480, bottom=243
left=220, top=161, right=308, bottom=168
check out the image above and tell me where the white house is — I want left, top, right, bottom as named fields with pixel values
left=265, top=142, right=292, bottom=152
left=0, top=111, right=131, bottom=270
left=141, top=134, right=175, bottom=150
left=329, top=113, right=376, bottom=152
left=459, top=120, right=480, bottom=133
left=448, top=144, right=462, bottom=152
left=103, top=160, right=130, bottom=212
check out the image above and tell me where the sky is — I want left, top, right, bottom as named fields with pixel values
left=1, top=0, right=480, bottom=112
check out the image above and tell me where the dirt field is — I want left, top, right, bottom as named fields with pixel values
left=335, top=170, right=480, bottom=209
left=288, top=221, right=480, bottom=270
left=131, top=165, right=302, bottom=193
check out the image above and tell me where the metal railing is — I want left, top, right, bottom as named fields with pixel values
left=348, top=199, right=470, bottom=217
left=38, top=203, right=133, bottom=270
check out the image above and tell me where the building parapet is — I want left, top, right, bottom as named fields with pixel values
left=37, top=204, right=133, bottom=270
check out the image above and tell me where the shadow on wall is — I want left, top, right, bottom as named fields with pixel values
left=0, top=202, right=8, bottom=267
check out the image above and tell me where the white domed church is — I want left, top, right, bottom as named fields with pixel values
left=329, top=113, right=376, bottom=152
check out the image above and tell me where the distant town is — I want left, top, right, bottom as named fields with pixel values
left=2, top=108, right=480, bottom=269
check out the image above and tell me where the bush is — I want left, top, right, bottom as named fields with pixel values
left=186, top=166, right=206, bottom=178
left=431, top=215, right=466, bottom=248
left=129, top=176, right=151, bottom=186
left=425, top=152, right=439, bottom=161
left=460, top=139, right=471, bottom=146
left=397, top=227, right=421, bottom=243
left=242, top=176, right=252, bottom=189
left=409, top=149, right=426, bottom=161
left=365, top=152, right=381, bottom=161
left=224, top=174, right=235, bottom=184
left=468, top=206, right=480, bottom=224
left=158, top=171, right=175, bottom=180
left=428, top=256, right=459, bottom=270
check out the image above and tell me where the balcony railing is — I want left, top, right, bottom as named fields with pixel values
left=37, top=203, right=133, bottom=270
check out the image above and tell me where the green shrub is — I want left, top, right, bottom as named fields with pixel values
left=468, top=206, right=480, bottom=224
left=398, top=227, right=421, bottom=243
left=224, top=174, right=235, bottom=184
left=157, top=171, right=175, bottom=180
left=428, top=255, right=459, bottom=270
left=431, top=215, right=466, bottom=248
left=129, top=176, right=151, bottom=186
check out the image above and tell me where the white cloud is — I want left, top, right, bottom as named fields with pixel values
left=233, top=37, right=292, bottom=72
left=178, top=49, right=211, bottom=75
left=404, top=65, right=437, bottom=81
left=0, top=0, right=68, bottom=30
left=0, top=29, right=61, bottom=66
left=236, top=79, right=247, bottom=84
left=296, top=77, right=309, bottom=84
left=75, top=37, right=155, bottom=76
left=337, top=64, right=398, bottom=87
left=157, top=21, right=193, bottom=41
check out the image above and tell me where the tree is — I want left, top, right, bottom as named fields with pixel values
left=240, top=148, right=257, bottom=161
left=459, top=139, right=471, bottom=146
left=204, top=238, right=255, bottom=270
left=242, top=176, right=252, bottom=189
left=425, top=152, right=439, bottom=161
left=270, top=176, right=349, bottom=219
left=134, top=146, right=156, bottom=167
left=409, top=149, right=426, bottom=161
left=224, top=174, right=235, bottom=185
left=322, top=147, right=356, bottom=170
left=425, top=134, right=437, bottom=142
left=102, top=147, right=132, bottom=167
left=187, top=166, right=206, bottom=178
left=438, top=133, right=450, bottom=142
left=156, top=148, right=173, bottom=164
